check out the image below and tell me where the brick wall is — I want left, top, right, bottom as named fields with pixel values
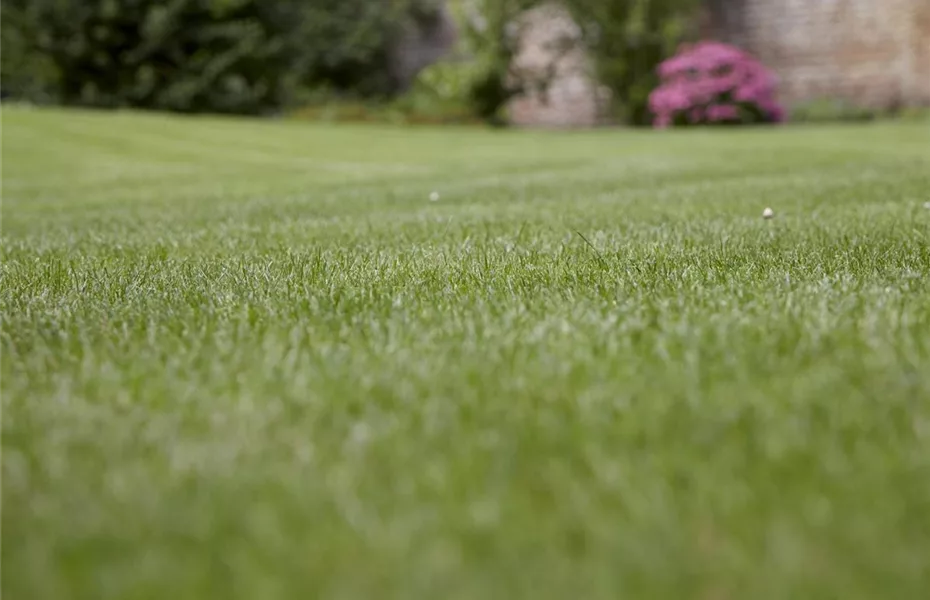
left=705, top=0, right=930, bottom=109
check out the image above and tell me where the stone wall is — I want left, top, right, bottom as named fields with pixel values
left=704, top=0, right=930, bottom=109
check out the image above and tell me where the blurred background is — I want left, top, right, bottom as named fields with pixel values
left=1, top=0, right=928, bottom=129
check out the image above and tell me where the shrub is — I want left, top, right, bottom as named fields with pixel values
left=648, top=41, right=784, bottom=128
left=391, top=60, right=484, bottom=123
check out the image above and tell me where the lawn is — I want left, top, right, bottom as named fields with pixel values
left=2, top=107, right=930, bottom=599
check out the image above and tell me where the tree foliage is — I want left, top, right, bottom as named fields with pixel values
left=0, top=0, right=436, bottom=113
left=564, top=0, right=702, bottom=125
left=440, top=0, right=540, bottom=124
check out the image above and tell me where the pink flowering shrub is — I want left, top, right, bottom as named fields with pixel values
left=648, top=41, right=785, bottom=128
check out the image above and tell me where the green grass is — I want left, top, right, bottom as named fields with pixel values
left=3, top=106, right=930, bottom=600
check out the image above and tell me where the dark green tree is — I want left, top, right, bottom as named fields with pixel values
left=0, top=0, right=437, bottom=113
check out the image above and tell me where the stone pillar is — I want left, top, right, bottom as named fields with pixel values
left=505, top=2, right=612, bottom=128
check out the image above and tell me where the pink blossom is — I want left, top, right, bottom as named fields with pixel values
left=649, top=41, right=784, bottom=128
left=706, top=104, right=739, bottom=121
